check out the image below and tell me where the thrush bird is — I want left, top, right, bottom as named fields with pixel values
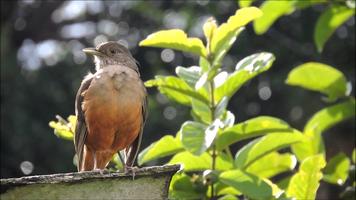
left=74, top=41, right=147, bottom=172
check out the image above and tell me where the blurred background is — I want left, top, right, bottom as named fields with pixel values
left=1, top=0, right=354, bottom=198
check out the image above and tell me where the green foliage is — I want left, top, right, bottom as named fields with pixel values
left=253, top=0, right=295, bottom=34
left=323, top=153, right=350, bottom=185
left=48, top=4, right=355, bottom=200
left=234, top=132, right=303, bottom=169
left=48, top=115, right=76, bottom=140
left=246, top=152, right=297, bottom=178
left=214, top=52, right=275, bottom=102
left=168, top=151, right=233, bottom=171
left=210, top=7, right=262, bottom=66
left=314, top=5, right=355, bottom=52
left=292, top=99, right=355, bottom=161
left=219, top=170, right=273, bottom=200
left=139, top=29, right=207, bottom=57
left=287, top=155, right=326, bottom=200
left=216, top=116, right=292, bottom=150
left=286, top=62, right=348, bottom=101
left=138, top=135, right=183, bottom=165
left=145, top=75, right=209, bottom=105
left=250, top=0, right=353, bottom=52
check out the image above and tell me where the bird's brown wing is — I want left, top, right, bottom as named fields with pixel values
left=74, top=76, right=93, bottom=171
left=125, top=89, right=148, bottom=167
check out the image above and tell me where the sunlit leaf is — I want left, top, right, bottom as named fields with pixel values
left=175, top=66, right=201, bottom=88
left=199, top=56, right=210, bottom=72
left=169, top=173, right=206, bottom=199
left=304, top=98, right=355, bottom=135
left=214, top=96, right=228, bottom=119
left=286, top=62, right=348, bottom=101
left=235, top=132, right=304, bottom=169
left=203, top=17, right=217, bottom=45
left=216, top=182, right=241, bottom=196
left=246, top=152, right=297, bottom=178
left=216, top=116, right=292, bottom=150
left=215, top=52, right=275, bottom=102
left=180, top=121, right=219, bottom=155
left=168, top=151, right=233, bottom=171
left=191, top=98, right=212, bottom=124
left=253, top=0, right=295, bottom=34
left=48, top=115, right=76, bottom=141
left=353, top=149, right=356, bottom=164
left=139, top=29, right=207, bottom=57
left=145, top=75, right=209, bottom=105
left=323, top=153, right=350, bottom=185
left=292, top=99, right=355, bottom=161
left=218, top=194, right=238, bottom=200
left=222, top=110, right=235, bottom=128
left=111, top=153, right=123, bottom=170
left=287, top=155, right=326, bottom=200
left=211, top=7, right=262, bottom=65
left=314, top=5, right=355, bottom=52
left=138, top=135, right=184, bottom=165
left=239, top=0, right=255, bottom=8
left=220, top=169, right=273, bottom=200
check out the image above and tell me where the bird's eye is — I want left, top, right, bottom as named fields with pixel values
left=110, top=49, right=116, bottom=54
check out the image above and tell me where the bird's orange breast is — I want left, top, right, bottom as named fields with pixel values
left=81, top=66, right=145, bottom=153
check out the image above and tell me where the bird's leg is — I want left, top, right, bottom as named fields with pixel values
left=92, top=151, right=107, bottom=175
left=124, top=165, right=140, bottom=180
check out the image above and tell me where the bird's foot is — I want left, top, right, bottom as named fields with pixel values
left=124, top=166, right=140, bottom=180
left=92, top=168, right=109, bottom=175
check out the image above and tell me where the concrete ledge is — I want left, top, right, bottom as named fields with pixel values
left=1, top=164, right=181, bottom=200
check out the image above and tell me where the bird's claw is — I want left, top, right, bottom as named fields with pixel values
left=124, top=166, right=139, bottom=180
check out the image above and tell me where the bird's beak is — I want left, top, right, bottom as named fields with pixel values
left=82, top=48, right=105, bottom=57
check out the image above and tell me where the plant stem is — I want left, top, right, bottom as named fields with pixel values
left=209, top=80, right=217, bottom=199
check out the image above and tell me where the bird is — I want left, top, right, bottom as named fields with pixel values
left=74, top=41, right=147, bottom=172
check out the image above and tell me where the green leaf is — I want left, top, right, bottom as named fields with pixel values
left=286, top=62, right=348, bottom=101
left=216, top=116, right=292, bottom=150
left=353, top=149, right=356, bottom=164
left=304, top=98, right=355, bottom=135
left=191, top=98, right=212, bottom=124
left=199, top=56, right=210, bottom=72
left=314, top=5, right=355, bottom=52
left=211, top=7, right=262, bottom=66
left=168, top=151, right=233, bottom=171
left=254, top=0, right=296, bottom=34
left=218, top=194, right=238, bottom=200
left=235, top=132, right=304, bottom=169
left=215, top=52, right=275, bottom=103
left=287, top=155, right=326, bottom=200
left=180, top=121, right=210, bottom=155
left=292, top=99, right=355, bottom=161
left=145, top=75, right=209, bottom=105
left=277, top=176, right=292, bottom=191
left=216, top=182, right=241, bottom=196
left=139, top=29, right=207, bottom=57
left=175, top=66, right=201, bottom=88
left=203, top=17, right=217, bottom=45
left=246, top=152, right=297, bottom=178
left=111, top=153, right=123, bottom=170
left=138, top=135, right=184, bottom=165
left=169, top=173, right=206, bottom=199
left=222, top=110, right=235, bottom=128
left=48, top=115, right=76, bottom=141
left=323, top=153, right=350, bottom=185
left=180, top=120, right=221, bottom=156
left=219, top=170, right=273, bottom=200
left=239, top=0, right=255, bottom=8
left=215, top=96, right=228, bottom=119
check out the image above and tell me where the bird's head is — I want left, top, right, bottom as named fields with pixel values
left=82, top=41, right=138, bottom=71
